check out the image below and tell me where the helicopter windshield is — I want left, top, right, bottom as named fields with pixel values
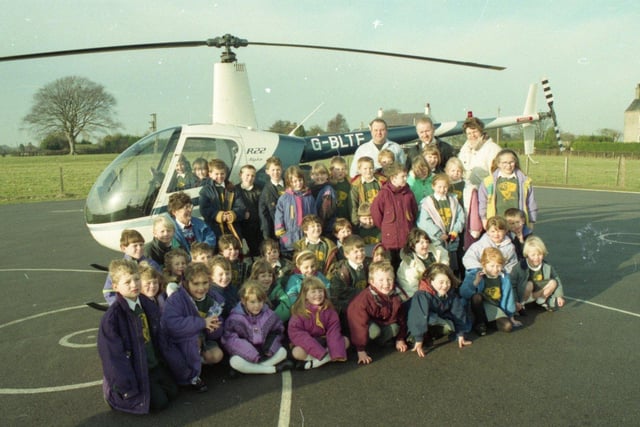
left=85, top=127, right=181, bottom=224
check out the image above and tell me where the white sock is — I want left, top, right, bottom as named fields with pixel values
left=304, top=353, right=331, bottom=370
left=230, top=355, right=277, bottom=374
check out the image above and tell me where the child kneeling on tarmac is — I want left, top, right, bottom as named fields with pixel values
left=346, top=261, right=408, bottom=364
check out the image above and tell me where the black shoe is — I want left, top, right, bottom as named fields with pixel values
left=294, top=361, right=306, bottom=371
left=474, top=323, right=487, bottom=336
left=191, top=376, right=208, bottom=393
left=275, top=359, right=294, bottom=373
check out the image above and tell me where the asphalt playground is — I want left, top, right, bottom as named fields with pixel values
left=1, top=187, right=639, bottom=426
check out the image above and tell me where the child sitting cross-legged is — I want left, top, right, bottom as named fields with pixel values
left=222, top=281, right=294, bottom=374
left=288, top=276, right=349, bottom=370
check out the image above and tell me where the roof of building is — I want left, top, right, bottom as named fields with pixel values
left=625, top=99, right=640, bottom=113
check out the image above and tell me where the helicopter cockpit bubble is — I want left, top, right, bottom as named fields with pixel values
left=85, top=127, right=181, bottom=225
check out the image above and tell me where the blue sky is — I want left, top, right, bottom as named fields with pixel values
left=2, top=0, right=639, bottom=146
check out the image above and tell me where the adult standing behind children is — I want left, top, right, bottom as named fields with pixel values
left=405, top=116, right=456, bottom=171
left=167, top=192, right=217, bottom=257
left=457, top=116, right=501, bottom=182
left=349, top=118, right=406, bottom=178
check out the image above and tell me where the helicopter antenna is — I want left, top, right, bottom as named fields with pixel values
left=289, top=102, right=324, bottom=136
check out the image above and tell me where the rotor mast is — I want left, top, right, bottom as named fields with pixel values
left=206, top=35, right=257, bottom=128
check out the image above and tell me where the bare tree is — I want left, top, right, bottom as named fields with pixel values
left=23, top=76, right=120, bottom=155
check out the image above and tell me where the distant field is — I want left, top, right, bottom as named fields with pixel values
left=0, top=153, right=638, bottom=205
left=0, top=154, right=117, bottom=204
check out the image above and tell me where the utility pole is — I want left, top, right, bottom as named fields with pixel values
left=149, top=113, right=157, bottom=133
left=496, top=107, right=501, bottom=145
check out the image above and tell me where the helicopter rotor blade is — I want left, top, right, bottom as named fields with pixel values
left=248, top=41, right=506, bottom=71
left=0, top=34, right=505, bottom=70
left=0, top=41, right=209, bottom=62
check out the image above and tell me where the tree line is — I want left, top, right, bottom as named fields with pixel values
left=12, top=75, right=632, bottom=157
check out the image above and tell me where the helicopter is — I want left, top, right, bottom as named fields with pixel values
left=1, top=34, right=561, bottom=252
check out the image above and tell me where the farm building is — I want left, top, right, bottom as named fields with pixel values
left=624, top=83, right=640, bottom=142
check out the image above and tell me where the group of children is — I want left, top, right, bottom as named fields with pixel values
left=98, top=140, right=566, bottom=414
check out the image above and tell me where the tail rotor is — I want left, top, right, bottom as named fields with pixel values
left=542, top=77, right=564, bottom=151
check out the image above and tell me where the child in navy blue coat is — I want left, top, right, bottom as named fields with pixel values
left=98, top=259, right=177, bottom=413
left=407, top=263, right=471, bottom=358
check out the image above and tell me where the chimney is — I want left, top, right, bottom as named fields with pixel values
left=636, top=83, right=640, bottom=99
left=377, top=107, right=383, bottom=118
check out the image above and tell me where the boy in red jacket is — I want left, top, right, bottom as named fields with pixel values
left=346, top=261, right=408, bottom=364
left=370, top=162, right=418, bottom=270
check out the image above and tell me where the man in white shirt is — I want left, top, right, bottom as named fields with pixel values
left=350, top=118, right=406, bottom=178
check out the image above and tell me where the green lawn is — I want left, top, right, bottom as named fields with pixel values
left=0, top=154, right=117, bottom=204
left=0, top=153, right=638, bottom=205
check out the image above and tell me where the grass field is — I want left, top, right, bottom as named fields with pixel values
left=0, top=153, right=638, bottom=205
left=0, top=154, right=117, bottom=204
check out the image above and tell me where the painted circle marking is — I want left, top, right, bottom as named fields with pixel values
left=59, top=328, right=99, bottom=348
left=0, top=269, right=103, bottom=395
left=598, top=232, right=640, bottom=246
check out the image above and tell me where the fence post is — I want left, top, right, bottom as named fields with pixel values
left=616, top=156, right=626, bottom=187
left=59, top=166, right=65, bottom=194
left=564, top=156, right=569, bottom=185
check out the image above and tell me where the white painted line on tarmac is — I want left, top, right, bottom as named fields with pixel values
left=0, top=380, right=103, bottom=395
left=59, top=328, right=98, bottom=348
left=50, top=209, right=84, bottom=213
left=0, top=305, right=88, bottom=330
left=566, top=296, right=640, bottom=318
left=278, top=371, right=292, bottom=427
left=0, top=305, right=102, bottom=395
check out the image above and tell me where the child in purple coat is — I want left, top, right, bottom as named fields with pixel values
left=162, top=263, right=224, bottom=393
left=97, top=259, right=177, bottom=414
left=222, top=281, right=293, bottom=374
left=288, top=276, right=349, bottom=370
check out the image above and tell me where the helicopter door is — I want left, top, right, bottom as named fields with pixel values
left=151, top=136, right=240, bottom=215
